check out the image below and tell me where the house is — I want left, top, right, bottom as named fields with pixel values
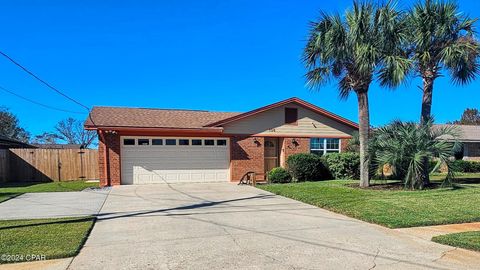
left=84, top=97, right=358, bottom=186
left=435, top=124, right=480, bottom=161
left=0, top=135, right=36, bottom=149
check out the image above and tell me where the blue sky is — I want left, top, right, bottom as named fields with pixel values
left=0, top=0, right=479, bottom=137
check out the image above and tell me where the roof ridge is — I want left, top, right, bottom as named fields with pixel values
left=92, top=105, right=240, bottom=114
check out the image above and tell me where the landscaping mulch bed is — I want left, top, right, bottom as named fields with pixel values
left=347, top=182, right=444, bottom=191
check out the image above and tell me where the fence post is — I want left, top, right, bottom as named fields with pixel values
left=57, top=149, right=61, bottom=182
left=79, top=150, right=85, bottom=179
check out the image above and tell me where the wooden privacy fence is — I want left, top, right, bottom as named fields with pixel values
left=0, top=149, right=99, bottom=182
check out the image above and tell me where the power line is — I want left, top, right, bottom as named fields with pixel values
left=0, top=50, right=90, bottom=111
left=0, top=85, right=85, bottom=114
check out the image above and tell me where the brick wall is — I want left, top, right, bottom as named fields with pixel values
left=98, top=132, right=121, bottom=186
left=230, top=136, right=264, bottom=181
left=340, top=138, right=350, bottom=152
left=280, top=137, right=310, bottom=167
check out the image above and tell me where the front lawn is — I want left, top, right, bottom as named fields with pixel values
left=258, top=179, right=480, bottom=228
left=0, top=181, right=99, bottom=203
left=0, top=217, right=95, bottom=264
left=432, top=231, right=480, bottom=252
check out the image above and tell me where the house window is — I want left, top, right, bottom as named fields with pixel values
left=285, top=108, right=298, bottom=125
left=179, top=139, right=189, bottom=145
left=216, top=139, right=227, bottom=146
left=310, top=138, right=340, bottom=156
left=123, top=139, right=135, bottom=145
left=192, top=139, right=202, bottom=146
left=152, top=139, right=163, bottom=145
left=165, top=139, right=176, bottom=145
left=138, top=139, right=149, bottom=145
left=204, top=139, right=215, bottom=146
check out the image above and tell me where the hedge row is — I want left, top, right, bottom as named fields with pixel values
left=451, top=160, right=480, bottom=173
left=267, top=152, right=360, bottom=183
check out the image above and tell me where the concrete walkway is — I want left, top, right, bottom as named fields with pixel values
left=67, top=183, right=480, bottom=270
left=396, top=222, right=480, bottom=241
left=0, top=189, right=109, bottom=220
left=0, top=258, right=72, bottom=270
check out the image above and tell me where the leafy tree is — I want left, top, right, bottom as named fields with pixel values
left=55, top=118, right=96, bottom=148
left=0, top=107, right=30, bottom=142
left=303, top=1, right=409, bottom=187
left=372, top=120, right=460, bottom=189
left=407, top=0, right=479, bottom=124
left=449, top=108, right=480, bottom=125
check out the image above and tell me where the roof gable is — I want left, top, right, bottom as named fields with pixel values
left=205, top=97, right=359, bottom=129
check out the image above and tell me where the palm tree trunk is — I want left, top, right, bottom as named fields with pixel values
left=420, top=75, right=434, bottom=187
left=420, top=76, right=434, bottom=124
left=357, top=91, right=370, bottom=187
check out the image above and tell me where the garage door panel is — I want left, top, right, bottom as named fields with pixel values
left=121, top=137, right=230, bottom=184
left=125, top=162, right=227, bottom=171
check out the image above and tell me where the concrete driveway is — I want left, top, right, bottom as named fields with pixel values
left=0, top=189, right=109, bottom=220
left=69, top=183, right=480, bottom=270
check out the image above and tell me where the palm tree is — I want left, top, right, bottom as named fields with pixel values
left=408, top=0, right=479, bottom=124
left=373, top=120, right=460, bottom=189
left=407, top=0, right=479, bottom=186
left=303, top=1, right=410, bottom=187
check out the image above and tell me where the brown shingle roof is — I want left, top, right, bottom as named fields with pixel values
left=84, top=106, right=241, bottom=129
left=434, top=124, right=480, bottom=142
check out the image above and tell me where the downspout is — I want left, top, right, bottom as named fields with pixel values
left=98, top=130, right=110, bottom=186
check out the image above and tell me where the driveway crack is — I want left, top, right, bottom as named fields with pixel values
left=368, top=248, right=380, bottom=270
left=432, top=247, right=457, bottom=263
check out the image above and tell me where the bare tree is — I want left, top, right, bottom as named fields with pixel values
left=32, top=132, right=62, bottom=144
left=449, top=108, right=480, bottom=125
left=55, top=118, right=96, bottom=148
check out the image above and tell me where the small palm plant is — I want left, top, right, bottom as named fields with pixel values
left=372, top=120, right=460, bottom=189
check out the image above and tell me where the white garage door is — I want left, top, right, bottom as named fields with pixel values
left=121, top=137, right=230, bottom=184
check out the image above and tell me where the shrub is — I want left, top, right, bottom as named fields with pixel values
left=286, top=153, right=330, bottom=182
left=267, top=167, right=291, bottom=183
left=451, top=160, right=480, bottom=173
left=322, top=152, right=360, bottom=179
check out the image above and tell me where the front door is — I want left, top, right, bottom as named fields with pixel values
left=264, top=138, right=279, bottom=175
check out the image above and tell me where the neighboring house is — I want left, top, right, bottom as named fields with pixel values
left=32, top=144, right=83, bottom=149
left=84, top=97, right=358, bottom=186
left=435, top=124, right=480, bottom=161
left=0, top=135, right=36, bottom=149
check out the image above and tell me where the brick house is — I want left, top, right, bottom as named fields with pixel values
left=435, top=124, right=480, bottom=161
left=84, top=97, right=358, bottom=186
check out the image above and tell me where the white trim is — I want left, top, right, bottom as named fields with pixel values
left=310, top=138, right=340, bottom=155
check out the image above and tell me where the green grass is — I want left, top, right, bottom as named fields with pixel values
left=0, top=181, right=99, bottom=203
left=0, top=217, right=95, bottom=264
left=430, top=172, right=480, bottom=183
left=258, top=177, right=480, bottom=228
left=432, top=231, right=480, bottom=252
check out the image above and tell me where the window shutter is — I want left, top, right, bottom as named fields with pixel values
left=285, top=108, right=298, bottom=125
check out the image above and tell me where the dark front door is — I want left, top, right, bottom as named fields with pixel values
left=264, top=138, right=279, bottom=175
